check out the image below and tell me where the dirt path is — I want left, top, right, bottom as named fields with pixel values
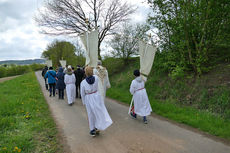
left=35, top=71, right=230, bottom=153
left=0, top=75, right=20, bottom=83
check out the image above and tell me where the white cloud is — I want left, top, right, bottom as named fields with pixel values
left=0, top=0, right=150, bottom=61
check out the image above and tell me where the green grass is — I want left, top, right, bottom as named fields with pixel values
left=108, top=84, right=230, bottom=140
left=0, top=72, right=63, bottom=153
left=106, top=59, right=230, bottom=140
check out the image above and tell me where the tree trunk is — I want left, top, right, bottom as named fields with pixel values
left=98, top=41, right=101, bottom=60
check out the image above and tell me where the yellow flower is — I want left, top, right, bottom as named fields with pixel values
left=18, top=149, right=22, bottom=152
left=14, top=147, right=18, bottom=150
left=3, top=147, right=7, bottom=150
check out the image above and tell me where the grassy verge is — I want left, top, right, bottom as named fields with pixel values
left=108, top=86, right=230, bottom=140
left=106, top=59, right=230, bottom=140
left=0, top=72, right=63, bottom=153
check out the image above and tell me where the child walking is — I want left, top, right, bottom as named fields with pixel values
left=129, top=69, right=152, bottom=124
left=81, top=66, right=113, bottom=136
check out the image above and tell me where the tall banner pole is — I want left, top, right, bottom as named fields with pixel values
left=86, top=18, right=89, bottom=66
left=128, top=38, right=157, bottom=115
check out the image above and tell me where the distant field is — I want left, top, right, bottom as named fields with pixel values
left=0, top=64, right=44, bottom=78
left=0, top=73, right=63, bottom=153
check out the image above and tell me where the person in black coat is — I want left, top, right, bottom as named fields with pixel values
left=74, top=65, right=84, bottom=98
left=42, top=66, right=48, bottom=90
left=56, top=67, right=65, bottom=99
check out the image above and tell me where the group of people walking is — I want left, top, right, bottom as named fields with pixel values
left=42, top=65, right=84, bottom=105
left=41, top=61, right=152, bottom=137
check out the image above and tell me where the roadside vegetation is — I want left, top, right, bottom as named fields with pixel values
left=102, top=0, right=230, bottom=140
left=105, top=57, right=230, bottom=140
left=0, top=73, right=63, bottom=153
left=0, top=64, right=44, bottom=78
left=34, top=0, right=230, bottom=141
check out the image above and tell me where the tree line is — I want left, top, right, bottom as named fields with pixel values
left=38, top=0, right=230, bottom=76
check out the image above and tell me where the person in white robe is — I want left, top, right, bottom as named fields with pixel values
left=129, top=69, right=152, bottom=124
left=81, top=66, right=113, bottom=136
left=93, top=60, right=111, bottom=100
left=64, top=66, right=76, bottom=106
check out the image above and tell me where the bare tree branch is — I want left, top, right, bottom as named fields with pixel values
left=35, top=0, right=136, bottom=58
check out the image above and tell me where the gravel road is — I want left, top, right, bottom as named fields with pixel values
left=35, top=71, right=230, bottom=153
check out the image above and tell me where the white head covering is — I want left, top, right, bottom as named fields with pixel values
left=67, top=65, right=72, bottom=69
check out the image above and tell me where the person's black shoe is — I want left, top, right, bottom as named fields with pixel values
left=69, top=103, right=72, bottom=106
left=130, top=112, right=136, bottom=118
left=90, top=130, right=96, bottom=137
left=49, top=94, right=51, bottom=97
left=143, top=116, right=147, bottom=124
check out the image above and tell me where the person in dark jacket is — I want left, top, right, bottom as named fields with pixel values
left=45, top=67, right=57, bottom=97
left=42, top=66, right=48, bottom=90
left=74, top=65, right=84, bottom=98
left=56, top=67, right=65, bottom=99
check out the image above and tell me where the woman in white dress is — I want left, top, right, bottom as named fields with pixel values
left=130, top=69, right=152, bottom=124
left=64, top=66, right=76, bottom=106
left=81, top=66, right=113, bottom=136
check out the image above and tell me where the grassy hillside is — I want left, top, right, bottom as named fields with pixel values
left=105, top=57, right=230, bottom=140
left=0, top=73, right=63, bottom=153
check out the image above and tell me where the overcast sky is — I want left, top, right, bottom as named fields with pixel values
left=0, top=0, right=150, bottom=61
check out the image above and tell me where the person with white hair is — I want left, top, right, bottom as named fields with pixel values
left=93, top=60, right=111, bottom=100
left=64, top=65, right=76, bottom=106
left=81, top=66, right=113, bottom=136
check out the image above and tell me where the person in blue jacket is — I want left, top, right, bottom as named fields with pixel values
left=45, top=67, right=57, bottom=97
left=56, top=67, right=65, bottom=99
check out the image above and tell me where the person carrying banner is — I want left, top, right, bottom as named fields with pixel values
left=93, top=60, right=111, bottom=100
left=81, top=66, right=113, bottom=137
left=129, top=69, right=152, bottom=124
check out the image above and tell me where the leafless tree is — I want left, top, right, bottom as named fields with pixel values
left=35, top=0, right=136, bottom=59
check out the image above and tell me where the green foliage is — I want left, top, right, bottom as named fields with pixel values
left=0, top=64, right=44, bottom=78
left=42, top=40, right=84, bottom=67
left=0, top=73, right=62, bottom=152
left=103, top=57, right=125, bottom=76
left=147, top=0, right=230, bottom=75
left=199, top=87, right=230, bottom=118
left=169, top=66, right=185, bottom=80
left=106, top=57, right=230, bottom=139
left=0, top=66, right=7, bottom=78
left=108, top=23, right=150, bottom=64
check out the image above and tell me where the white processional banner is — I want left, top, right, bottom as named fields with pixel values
left=46, top=60, right=52, bottom=68
left=139, top=40, right=157, bottom=81
left=59, top=60, right=66, bottom=67
left=80, top=30, right=98, bottom=67
left=128, top=41, right=157, bottom=114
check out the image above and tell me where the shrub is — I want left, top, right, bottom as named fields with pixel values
left=0, top=64, right=44, bottom=78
